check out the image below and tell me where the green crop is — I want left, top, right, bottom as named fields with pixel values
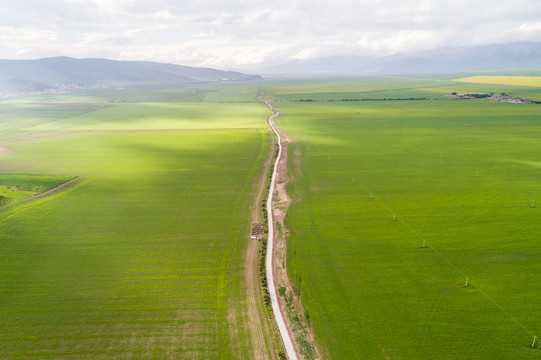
left=0, top=174, right=75, bottom=200
left=264, top=76, right=541, bottom=359
left=0, top=83, right=271, bottom=358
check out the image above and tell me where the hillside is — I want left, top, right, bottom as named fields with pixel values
left=0, top=57, right=262, bottom=91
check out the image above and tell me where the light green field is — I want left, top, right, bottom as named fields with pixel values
left=263, top=75, right=541, bottom=102
left=264, top=77, right=541, bottom=359
left=0, top=84, right=272, bottom=358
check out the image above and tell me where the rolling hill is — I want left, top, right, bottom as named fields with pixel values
left=0, top=56, right=262, bottom=91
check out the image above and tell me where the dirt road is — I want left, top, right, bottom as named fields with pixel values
left=263, top=101, right=299, bottom=360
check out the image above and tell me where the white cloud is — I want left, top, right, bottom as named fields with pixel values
left=0, top=27, right=57, bottom=43
left=519, top=20, right=541, bottom=33
left=0, top=0, right=540, bottom=67
left=354, top=29, right=441, bottom=55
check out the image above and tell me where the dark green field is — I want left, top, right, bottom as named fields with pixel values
left=0, top=174, right=75, bottom=200
left=264, top=76, right=541, bottom=359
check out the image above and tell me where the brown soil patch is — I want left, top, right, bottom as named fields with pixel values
left=242, top=127, right=278, bottom=360
left=25, top=102, right=92, bottom=105
left=252, top=223, right=264, bottom=237
left=0, top=146, right=14, bottom=154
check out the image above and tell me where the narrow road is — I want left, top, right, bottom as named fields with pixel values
left=264, top=101, right=299, bottom=360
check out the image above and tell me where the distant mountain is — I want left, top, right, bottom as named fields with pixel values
left=261, top=42, right=541, bottom=75
left=0, top=57, right=262, bottom=91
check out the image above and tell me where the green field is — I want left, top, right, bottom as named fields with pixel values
left=264, top=77, right=541, bottom=359
left=0, top=83, right=273, bottom=358
left=0, top=174, right=76, bottom=201
left=4, top=75, right=541, bottom=359
left=263, top=75, right=541, bottom=102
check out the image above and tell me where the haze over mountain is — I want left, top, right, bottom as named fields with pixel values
left=1, top=41, right=540, bottom=92
left=0, top=57, right=261, bottom=91
left=259, top=42, right=541, bottom=75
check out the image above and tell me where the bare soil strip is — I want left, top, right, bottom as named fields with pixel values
left=243, top=128, right=277, bottom=360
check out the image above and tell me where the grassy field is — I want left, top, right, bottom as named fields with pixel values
left=0, top=83, right=273, bottom=358
left=264, top=77, right=541, bottom=359
left=264, top=75, right=541, bottom=101
left=0, top=174, right=76, bottom=200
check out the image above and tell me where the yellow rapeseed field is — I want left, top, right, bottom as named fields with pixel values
left=454, top=76, right=541, bottom=87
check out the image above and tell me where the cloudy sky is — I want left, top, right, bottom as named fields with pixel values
left=1, top=0, right=541, bottom=69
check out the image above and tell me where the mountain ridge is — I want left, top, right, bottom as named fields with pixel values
left=259, top=42, right=541, bottom=75
left=0, top=56, right=262, bottom=91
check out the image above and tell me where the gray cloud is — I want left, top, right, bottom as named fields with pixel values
left=1, top=0, right=540, bottom=67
